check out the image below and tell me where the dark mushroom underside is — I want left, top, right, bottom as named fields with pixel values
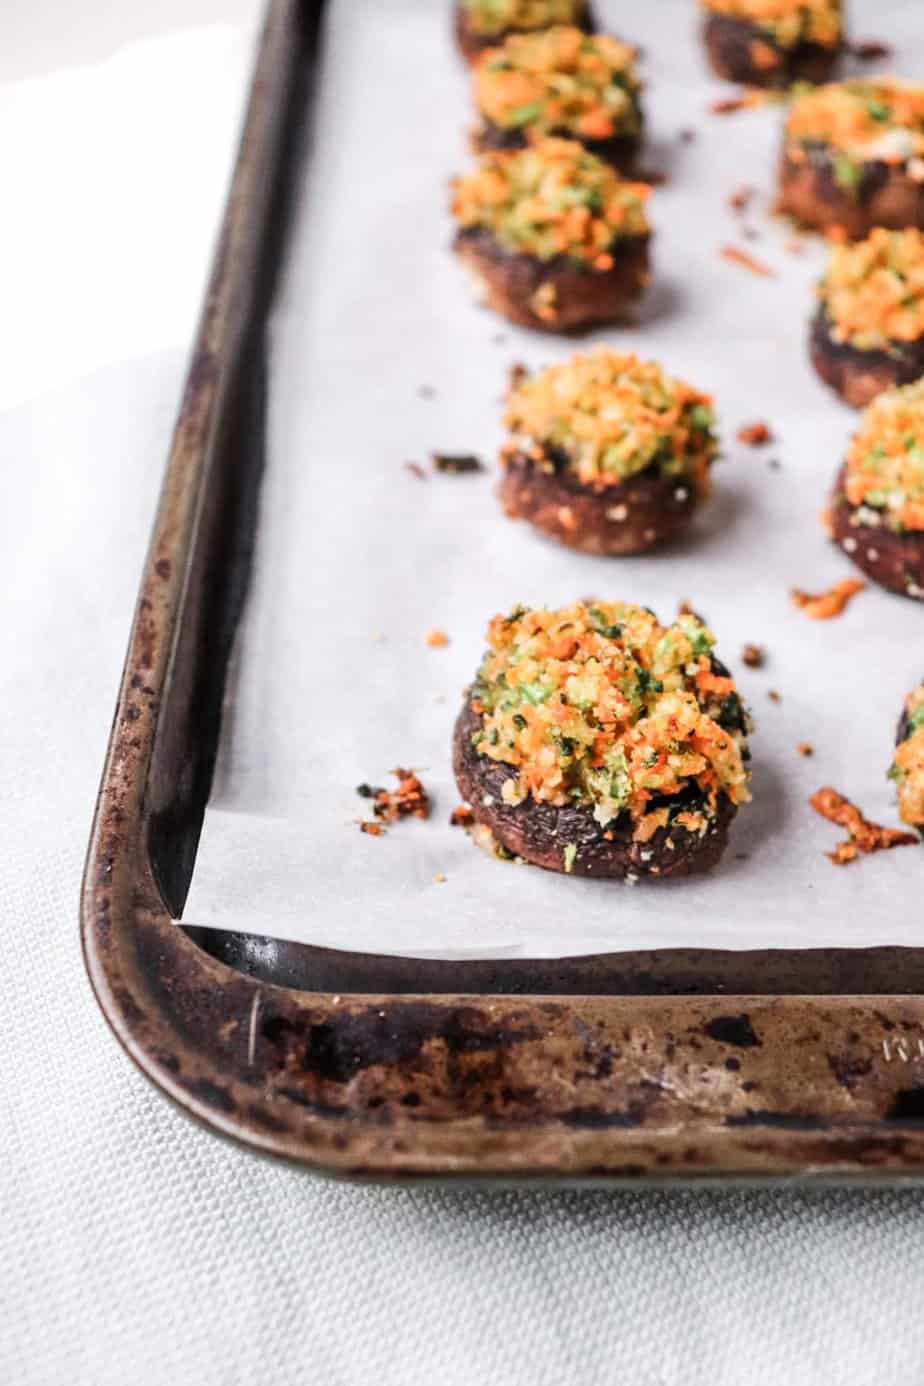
left=452, top=700, right=738, bottom=880
left=810, top=306, right=924, bottom=409
left=779, top=145, right=924, bottom=239
left=474, top=120, right=640, bottom=175
left=703, top=13, right=839, bottom=88
left=453, top=225, right=650, bottom=332
left=499, top=449, right=700, bottom=555
left=829, top=461, right=924, bottom=599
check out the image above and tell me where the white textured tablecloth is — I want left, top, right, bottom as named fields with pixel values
left=4, top=6, right=924, bottom=1384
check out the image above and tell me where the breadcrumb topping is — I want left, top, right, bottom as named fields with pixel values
left=785, top=78, right=924, bottom=168
left=469, top=601, right=751, bottom=836
left=474, top=27, right=641, bottom=140
left=504, top=347, right=717, bottom=491
left=844, top=380, right=924, bottom=532
left=451, top=137, right=650, bottom=263
left=702, top=0, right=841, bottom=50
left=462, top=0, right=584, bottom=39
left=820, top=228, right=924, bottom=349
left=890, top=684, right=924, bottom=827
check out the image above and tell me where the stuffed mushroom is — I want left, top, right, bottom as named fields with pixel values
left=779, top=79, right=924, bottom=240
left=471, top=26, right=642, bottom=173
left=811, top=229, right=924, bottom=408
left=829, top=379, right=924, bottom=599
left=890, top=682, right=924, bottom=833
left=453, top=601, right=752, bottom=879
left=700, top=0, right=842, bottom=88
left=499, top=348, right=717, bottom=554
left=451, top=137, right=651, bottom=331
left=455, top=0, right=593, bottom=66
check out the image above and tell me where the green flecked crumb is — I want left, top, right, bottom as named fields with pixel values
left=832, top=154, right=862, bottom=196
left=563, top=842, right=578, bottom=873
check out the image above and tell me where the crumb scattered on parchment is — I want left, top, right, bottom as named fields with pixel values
left=742, top=643, right=764, bottom=668
left=450, top=804, right=475, bottom=828
left=768, top=457, right=781, bottom=470
left=809, top=786, right=916, bottom=865
left=791, top=577, right=865, bottom=620
left=418, top=384, right=436, bottom=400
left=357, top=769, right=431, bottom=834
left=797, top=742, right=814, bottom=757
left=431, top=452, right=484, bottom=474
left=425, top=628, right=449, bottom=647
left=721, top=244, right=775, bottom=277
left=737, top=421, right=773, bottom=446
left=433, top=872, right=447, bottom=884
left=508, top=361, right=529, bottom=393
left=768, top=689, right=782, bottom=704
left=492, top=332, right=508, bottom=346
left=849, top=38, right=892, bottom=61
left=404, top=461, right=427, bottom=481
left=678, top=598, right=708, bottom=623
left=709, top=90, right=768, bottom=115
left=678, top=127, right=697, bottom=143
left=728, top=185, right=755, bottom=213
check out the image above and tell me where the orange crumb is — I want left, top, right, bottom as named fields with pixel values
left=768, top=689, right=782, bottom=703
left=363, top=769, right=431, bottom=823
left=709, top=90, right=767, bottom=115
left=450, top=804, right=475, bottom=828
left=797, top=742, right=814, bottom=757
left=791, top=578, right=865, bottom=620
left=728, top=185, right=754, bottom=213
left=810, top=786, right=917, bottom=865
left=433, top=872, right=447, bottom=884
left=721, top=245, right=775, bottom=277
left=737, top=421, right=772, bottom=446
left=741, top=643, right=764, bottom=668
left=360, top=820, right=386, bottom=837
left=425, top=628, right=450, bottom=647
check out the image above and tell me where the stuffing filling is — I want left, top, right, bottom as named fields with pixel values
left=843, top=379, right=924, bottom=532
left=451, top=137, right=650, bottom=263
left=504, top=347, right=717, bottom=491
left=702, top=0, right=841, bottom=50
left=462, top=0, right=585, bottom=38
left=819, top=228, right=924, bottom=349
left=473, top=27, right=641, bottom=141
left=890, top=684, right=924, bottom=827
left=469, top=601, right=751, bottom=840
left=785, top=79, right=924, bottom=192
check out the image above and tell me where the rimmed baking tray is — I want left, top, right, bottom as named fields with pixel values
left=82, top=0, right=924, bottom=1181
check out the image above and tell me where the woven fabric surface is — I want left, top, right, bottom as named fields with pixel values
left=3, top=10, right=924, bottom=1386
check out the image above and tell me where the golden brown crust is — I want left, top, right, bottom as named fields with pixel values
left=702, top=13, right=839, bottom=88
left=454, top=3, right=594, bottom=65
left=452, top=700, right=736, bottom=879
left=498, top=449, right=699, bottom=554
left=453, top=225, right=650, bottom=331
left=809, top=307, right=924, bottom=408
left=778, top=148, right=924, bottom=239
left=829, top=460, right=924, bottom=599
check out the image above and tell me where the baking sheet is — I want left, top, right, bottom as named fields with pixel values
left=184, top=0, right=924, bottom=958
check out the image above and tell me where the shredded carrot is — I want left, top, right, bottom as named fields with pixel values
left=451, top=137, right=650, bottom=263
left=843, top=380, right=924, bottom=533
left=791, top=577, right=865, bottom=619
left=473, top=27, right=640, bottom=142
left=425, top=628, right=450, bottom=647
left=810, top=786, right=917, bottom=864
left=721, top=244, right=775, bottom=277
left=820, top=229, right=924, bottom=350
left=505, top=346, right=716, bottom=492
left=463, top=0, right=586, bottom=39
left=786, top=77, right=924, bottom=160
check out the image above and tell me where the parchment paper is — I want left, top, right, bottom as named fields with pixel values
left=184, top=0, right=924, bottom=958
